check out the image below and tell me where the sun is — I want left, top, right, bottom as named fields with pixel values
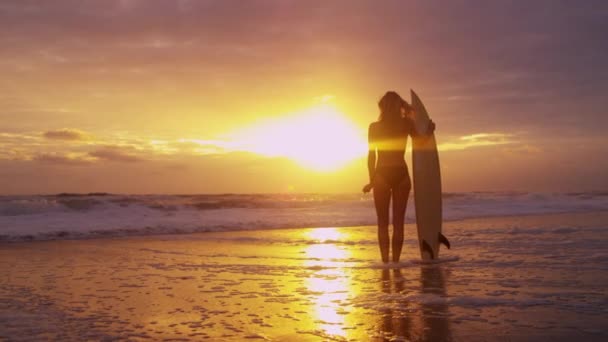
left=227, top=104, right=366, bottom=171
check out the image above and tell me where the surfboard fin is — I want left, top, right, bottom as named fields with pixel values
left=422, top=240, right=435, bottom=260
left=438, top=233, right=451, bottom=249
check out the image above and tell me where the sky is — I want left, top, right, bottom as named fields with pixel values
left=1, top=0, right=607, bottom=194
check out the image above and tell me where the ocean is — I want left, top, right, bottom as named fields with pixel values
left=1, top=192, right=607, bottom=241
left=2, top=210, right=607, bottom=340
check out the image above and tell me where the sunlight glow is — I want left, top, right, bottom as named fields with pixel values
left=226, top=104, right=366, bottom=171
left=308, top=227, right=342, bottom=243
left=306, top=244, right=348, bottom=262
left=304, top=241, right=351, bottom=339
left=306, top=270, right=349, bottom=338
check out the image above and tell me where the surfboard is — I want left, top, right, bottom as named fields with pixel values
left=411, top=89, right=450, bottom=260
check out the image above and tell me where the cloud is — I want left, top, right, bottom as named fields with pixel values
left=176, top=139, right=229, bottom=155
left=88, top=146, right=142, bottom=162
left=31, top=145, right=143, bottom=165
left=0, top=132, right=42, bottom=142
left=0, top=132, right=44, bottom=160
left=439, top=133, right=516, bottom=151
left=34, top=153, right=93, bottom=165
left=2, top=148, right=32, bottom=161
left=43, top=128, right=91, bottom=141
left=502, top=144, right=543, bottom=155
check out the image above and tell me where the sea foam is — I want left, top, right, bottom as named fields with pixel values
left=1, top=192, right=607, bottom=241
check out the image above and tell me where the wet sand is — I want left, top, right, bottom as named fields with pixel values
left=1, top=212, right=607, bottom=341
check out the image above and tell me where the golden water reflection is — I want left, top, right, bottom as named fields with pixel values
left=378, top=266, right=452, bottom=341
left=304, top=228, right=352, bottom=338
left=307, top=227, right=342, bottom=242
left=301, top=228, right=452, bottom=341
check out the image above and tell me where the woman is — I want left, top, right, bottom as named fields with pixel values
left=362, top=91, right=435, bottom=263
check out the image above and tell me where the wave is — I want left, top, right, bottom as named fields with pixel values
left=1, top=192, right=607, bottom=241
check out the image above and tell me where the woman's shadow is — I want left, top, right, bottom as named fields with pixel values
left=378, top=266, right=452, bottom=342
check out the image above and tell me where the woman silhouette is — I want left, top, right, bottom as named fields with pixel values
left=363, top=91, right=434, bottom=263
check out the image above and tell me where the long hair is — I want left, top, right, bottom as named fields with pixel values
left=378, top=91, right=410, bottom=123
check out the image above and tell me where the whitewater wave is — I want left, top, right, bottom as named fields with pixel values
left=1, top=192, right=607, bottom=241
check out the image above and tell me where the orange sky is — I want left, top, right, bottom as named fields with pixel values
left=1, top=1, right=607, bottom=194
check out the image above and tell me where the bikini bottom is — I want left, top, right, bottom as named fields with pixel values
left=375, top=166, right=410, bottom=189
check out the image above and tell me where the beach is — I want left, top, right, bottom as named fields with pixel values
left=3, top=1, right=608, bottom=340
left=1, top=211, right=607, bottom=341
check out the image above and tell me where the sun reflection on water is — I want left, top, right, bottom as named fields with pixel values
left=308, top=227, right=342, bottom=243
left=303, top=228, right=352, bottom=338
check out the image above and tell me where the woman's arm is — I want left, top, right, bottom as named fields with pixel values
left=409, top=118, right=436, bottom=137
left=363, top=124, right=376, bottom=193
left=367, top=149, right=376, bottom=183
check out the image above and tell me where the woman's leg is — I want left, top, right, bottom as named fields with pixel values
left=391, top=175, right=411, bottom=262
left=373, top=178, right=391, bottom=263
